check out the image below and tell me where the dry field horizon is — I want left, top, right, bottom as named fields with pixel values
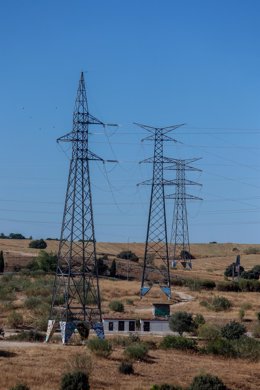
left=0, top=239, right=260, bottom=389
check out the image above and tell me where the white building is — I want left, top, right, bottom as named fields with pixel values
left=103, top=317, right=171, bottom=335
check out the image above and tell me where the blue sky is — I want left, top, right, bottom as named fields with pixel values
left=0, top=0, right=260, bottom=243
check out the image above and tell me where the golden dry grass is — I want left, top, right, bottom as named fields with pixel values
left=0, top=342, right=259, bottom=390
left=0, top=241, right=260, bottom=389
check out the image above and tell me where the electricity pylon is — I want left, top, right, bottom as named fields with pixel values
left=46, top=72, right=116, bottom=344
left=136, top=122, right=184, bottom=299
left=165, top=158, right=202, bottom=269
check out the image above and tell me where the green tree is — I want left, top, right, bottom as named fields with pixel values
left=110, top=259, right=117, bottom=277
left=27, top=250, right=57, bottom=272
left=0, top=250, right=4, bottom=273
left=169, top=311, right=195, bottom=336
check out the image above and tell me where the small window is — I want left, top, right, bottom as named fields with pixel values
left=129, top=321, right=135, bottom=331
left=118, top=321, right=125, bottom=331
left=143, top=321, right=150, bottom=332
left=108, top=321, right=113, bottom=331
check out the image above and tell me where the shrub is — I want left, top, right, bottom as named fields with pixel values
left=252, top=323, right=260, bottom=339
left=193, top=314, right=205, bottom=329
left=244, top=247, right=260, bottom=255
left=234, top=336, right=260, bottom=361
left=151, top=385, right=183, bottom=390
left=238, top=308, right=245, bottom=322
left=224, top=263, right=244, bottom=277
left=109, top=300, right=124, bottom=312
left=110, top=259, right=117, bottom=277
left=118, top=361, right=134, bottom=375
left=221, top=321, right=246, bottom=340
left=256, top=312, right=260, bottom=321
left=117, top=251, right=139, bottom=262
left=206, top=338, right=238, bottom=358
left=216, top=281, right=240, bottom=292
left=24, top=296, right=42, bottom=310
left=251, top=265, right=260, bottom=274
left=7, top=311, right=24, bottom=328
left=27, top=250, right=57, bottom=272
left=29, top=239, right=47, bottom=249
left=0, top=250, right=4, bottom=273
left=10, top=385, right=30, bottom=390
left=7, top=330, right=45, bottom=342
left=60, top=371, right=90, bottom=390
left=94, top=257, right=108, bottom=275
left=169, top=311, right=195, bottom=335
left=241, top=271, right=259, bottom=280
left=87, top=338, right=112, bottom=357
left=200, top=296, right=232, bottom=312
left=198, top=323, right=221, bottom=341
left=124, top=342, right=149, bottom=361
left=66, top=352, right=92, bottom=377
left=160, top=335, right=197, bottom=351
left=238, top=279, right=260, bottom=292
left=189, top=373, right=228, bottom=390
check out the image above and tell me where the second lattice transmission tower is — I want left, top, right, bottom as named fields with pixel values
left=166, top=158, right=202, bottom=269
left=136, top=122, right=184, bottom=299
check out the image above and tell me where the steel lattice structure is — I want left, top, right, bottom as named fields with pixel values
left=166, top=158, right=202, bottom=269
left=136, top=122, right=184, bottom=299
left=46, top=72, right=116, bottom=344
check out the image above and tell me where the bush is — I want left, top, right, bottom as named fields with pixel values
left=244, top=247, right=260, bottom=255
left=66, top=352, right=92, bottom=377
left=206, top=338, right=238, bottom=358
left=118, top=361, right=134, bottom=375
left=124, top=342, right=149, bottom=361
left=221, top=321, right=246, bottom=340
left=108, top=300, right=124, bottom=312
left=169, top=311, right=195, bottom=335
left=238, top=279, right=260, bottom=292
left=117, top=251, right=139, bottom=262
left=193, top=314, right=205, bottom=329
left=241, top=271, right=259, bottom=280
left=198, top=323, right=221, bottom=341
left=7, top=330, right=45, bottom=342
left=10, top=385, right=30, bottom=390
left=151, top=385, right=183, bottom=390
left=216, top=281, right=240, bottom=292
left=60, top=371, right=90, bottom=390
left=0, top=250, right=4, bottom=273
left=160, top=335, right=197, bottom=351
left=234, top=336, right=260, bottom=361
left=110, top=259, right=117, bottom=277
left=256, top=312, right=260, bottom=321
left=252, top=323, right=260, bottom=339
left=189, top=373, right=228, bottom=390
left=205, top=296, right=232, bottom=312
left=87, top=338, right=112, bottom=357
left=7, top=311, right=24, bottom=328
left=24, top=296, right=42, bottom=310
left=224, top=263, right=244, bottom=277
left=29, top=239, right=47, bottom=249
left=27, top=250, right=57, bottom=272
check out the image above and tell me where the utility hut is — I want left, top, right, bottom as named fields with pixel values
left=152, top=303, right=170, bottom=318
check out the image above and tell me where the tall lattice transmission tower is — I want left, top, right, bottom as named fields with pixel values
left=166, top=158, right=202, bottom=269
left=46, top=72, right=116, bottom=344
left=136, top=122, right=184, bottom=299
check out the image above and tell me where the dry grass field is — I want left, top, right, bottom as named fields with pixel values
left=0, top=240, right=260, bottom=389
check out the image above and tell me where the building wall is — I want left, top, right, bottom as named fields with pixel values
left=103, top=319, right=170, bottom=334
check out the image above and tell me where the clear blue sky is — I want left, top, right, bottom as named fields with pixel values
left=0, top=0, right=260, bottom=244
